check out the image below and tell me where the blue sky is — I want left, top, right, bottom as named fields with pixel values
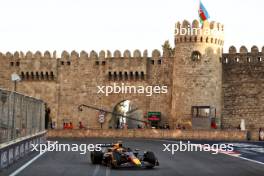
left=0, top=0, right=262, bottom=53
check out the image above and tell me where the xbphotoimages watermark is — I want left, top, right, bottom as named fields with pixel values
left=31, top=141, right=102, bottom=155
left=97, top=83, right=168, bottom=96
left=31, top=141, right=234, bottom=155
left=163, top=141, right=234, bottom=155
left=175, top=27, right=223, bottom=36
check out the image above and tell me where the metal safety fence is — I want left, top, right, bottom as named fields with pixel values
left=0, top=88, right=45, bottom=144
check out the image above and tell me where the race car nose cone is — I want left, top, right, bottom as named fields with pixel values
left=132, top=158, right=141, bottom=166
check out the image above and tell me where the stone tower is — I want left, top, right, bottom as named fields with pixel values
left=171, top=19, right=224, bottom=128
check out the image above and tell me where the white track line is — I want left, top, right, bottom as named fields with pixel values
left=9, top=150, right=47, bottom=176
left=221, top=151, right=264, bottom=165
left=92, top=165, right=100, bottom=176
left=105, top=166, right=111, bottom=176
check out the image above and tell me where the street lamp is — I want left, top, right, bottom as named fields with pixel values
left=11, top=73, right=21, bottom=92
left=10, top=73, right=21, bottom=140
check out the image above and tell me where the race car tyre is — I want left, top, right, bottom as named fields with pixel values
left=143, top=151, right=157, bottom=168
left=107, top=159, right=117, bottom=169
left=90, top=151, right=103, bottom=164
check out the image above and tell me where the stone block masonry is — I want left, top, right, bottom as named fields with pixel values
left=222, top=46, right=264, bottom=130
left=47, top=129, right=248, bottom=141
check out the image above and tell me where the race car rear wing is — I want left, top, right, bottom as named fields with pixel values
left=98, top=142, right=123, bottom=148
left=99, top=144, right=114, bottom=147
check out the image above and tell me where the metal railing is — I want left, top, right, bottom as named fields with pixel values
left=0, top=88, right=45, bottom=144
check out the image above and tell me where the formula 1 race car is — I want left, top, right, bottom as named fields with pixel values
left=90, top=142, right=159, bottom=169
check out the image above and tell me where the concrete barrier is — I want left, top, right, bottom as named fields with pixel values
left=0, top=131, right=46, bottom=169
left=47, top=129, right=248, bottom=141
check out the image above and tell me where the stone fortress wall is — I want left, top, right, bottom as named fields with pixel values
left=0, top=19, right=263, bottom=130
left=222, top=46, right=264, bottom=129
left=0, top=49, right=173, bottom=129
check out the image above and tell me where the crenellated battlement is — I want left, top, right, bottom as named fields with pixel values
left=223, top=46, right=264, bottom=64
left=174, top=19, right=224, bottom=46
left=0, top=51, right=57, bottom=60
left=60, top=49, right=162, bottom=60
left=0, top=49, right=166, bottom=60
left=0, top=49, right=170, bottom=83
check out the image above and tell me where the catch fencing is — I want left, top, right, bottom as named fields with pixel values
left=0, top=88, right=45, bottom=144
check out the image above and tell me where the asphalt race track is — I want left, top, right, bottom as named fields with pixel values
left=1, top=138, right=264, bottom=176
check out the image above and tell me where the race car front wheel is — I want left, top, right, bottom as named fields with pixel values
left=143, top=151, right=157, bottom=168
left=91, top=151, right=103, bottom=164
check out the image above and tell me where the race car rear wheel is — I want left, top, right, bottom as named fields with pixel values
left=143, top=151, right=157, bottom=168
left=90, top=151, right=103, bottom=164
left=106, top=159, right=117, bottom=169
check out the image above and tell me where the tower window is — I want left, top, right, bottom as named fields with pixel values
left=95, top=61, right=100, bottom=65
left=31, top=72, right=34, bottom=79
left=130, top=72, right=133, bottom=79
left=61, top=61, right=64, bottom=65
left=10, top=62, right=14, bottom=66
left=108, top=72, right=112, bottom=80
left=21, top=72, right=25, bottom=80
left=258, top=57, right=262, bottom=62
left=36, top=72, right=39, bottom=79
left=16, top=62, right=20, bottom=66
left=45, top=72, right=49, bottom=79
left=26, top=72, right=30, bottom=79
left=119, top=72, right=122, bottom=80
left=151, top=60, right=154, bottom=65
left=40, top=72, right=44, bottom=79
left=141, top=72, right=145, bottom=80
left=124, top=72, right=128, bottom=80
left=102, top=61, right=106, bottom=65
left=191, top=51, right=201, bottom=61
left=135, top=72, right=139, bottom=80
left=51, top=72, right=54, bottom=80
left=67, top=61, right=71, bottom=65
left=158, top=60, right=162, bottom=64
left=113, top=72, right=117, bottom=80
left=247, top=57, right=251, bottom=63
